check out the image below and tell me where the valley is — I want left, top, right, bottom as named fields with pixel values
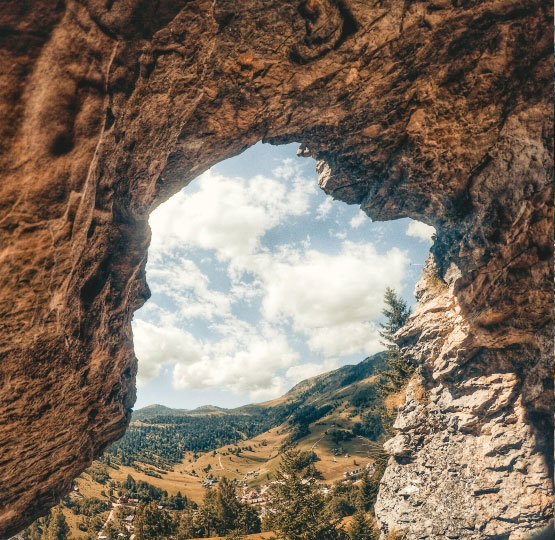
left=20, top=352, right=400, bottom=539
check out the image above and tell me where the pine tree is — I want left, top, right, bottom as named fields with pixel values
left=215, top=477, right=241, bottom=534
left=358, top=469, right=379, bottom=512
left=175, top=510, right=197, bottom=540
left=378, top=288, right=413, bottom=394
left=123, top=474, right=136, bottom=492
left=266, top=447, right=347, bottom=540
left=237, top=502, right=261, bottom=534
left=174, top=490, right=185, bottom=510
left=44, top=509, right=70, bottom=540
left=349, top=509, right=376, bottom=540
left=134, top=501, right=174, bottom=540
left=195, top=491, right=219, bottom=538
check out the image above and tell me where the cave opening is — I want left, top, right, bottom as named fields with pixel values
left=130, top=141, right=434, bottom=412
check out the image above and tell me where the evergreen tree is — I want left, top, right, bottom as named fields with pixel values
left=134, top=501, right=174, bottom=540
left=215, top=477, right=241, bottom=534
left=266, top=447, right=347, bottom=540
left=123, top=474, right=136, bottom=492
left=348, top=509, right=375, bottom=540
left=237, top=503, right=261, bottom=534
left=174, top=491, right=185, bottom=510
left=175, top=510, right=197, bottom=540
left=378, top=288, right=413, bottom=394
left=44, top=509, right=70, bottom=540
left=358, top=469, right=378, bottom=512
left=195, top=491, right=219, bottom=538
left=191, top=476, right=261, bottom=536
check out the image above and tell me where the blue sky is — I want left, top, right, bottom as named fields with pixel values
left=133, top=142, right=434, bottom=410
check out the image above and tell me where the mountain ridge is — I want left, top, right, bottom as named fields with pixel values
left=111, top=352, right=388, bottom=468
left=131, top=352, right=387, bottom=423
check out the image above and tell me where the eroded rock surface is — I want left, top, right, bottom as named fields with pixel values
left=0, top=0, right=552, bottom=537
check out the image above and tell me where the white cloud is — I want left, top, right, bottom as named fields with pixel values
left=307, top=322, right=383, bottom=358
left=330, top=230, right=347, bottom=240
left=134, top=315, right=299, bottom=400
left=136, top=158, right=413, bottom=402
left=133, top=319, right=202, bottom=386
left=149, top=169, right=315, bottom=261
left=172, top=332, right=298, bottom=399
left=259, top=243, right=407, bottom=356
left=349, top=211, right=367, bottom=228
left=406, top=220, right=435, bottom=243
left=316, top=198, right=333, bottom=220
left=147, top=257, right=233, bottom=321
left=272, top=158, right=298, bottom=180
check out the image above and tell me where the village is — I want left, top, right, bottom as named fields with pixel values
left=87, top=461, right=375, bottom=540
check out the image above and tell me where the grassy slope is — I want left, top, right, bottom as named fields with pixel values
left=66, top=353, right=392, bottom=538
left=88, top=372, right=385, bottom=505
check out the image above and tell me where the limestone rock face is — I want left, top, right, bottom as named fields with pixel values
left=0, top=0, right=552, bottom=537
left=375, top=260, right=554, bottom=539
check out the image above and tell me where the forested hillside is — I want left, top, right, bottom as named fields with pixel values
left=105, top=352, right=388, bottom=469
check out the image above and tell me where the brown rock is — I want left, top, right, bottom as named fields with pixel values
left=0, top=0, right=552, bottom=537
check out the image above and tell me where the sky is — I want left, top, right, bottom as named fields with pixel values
left=132, top=142, right=435, bottom=410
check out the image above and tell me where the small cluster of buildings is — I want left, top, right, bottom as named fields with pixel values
left=117, top=496, right=139, bottom=506
left=202, top=478, right=217, bottom=488
left=343, top=462, right=375, bottom=479
left=239, top=485, right=270, bottom=505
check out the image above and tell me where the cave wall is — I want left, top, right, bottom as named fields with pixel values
left=0, top=0, right=552, bottom=537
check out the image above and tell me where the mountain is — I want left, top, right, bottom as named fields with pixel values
left=132, top=403, right=228, bottom=421
left=108, top=352, right=388, bottom=469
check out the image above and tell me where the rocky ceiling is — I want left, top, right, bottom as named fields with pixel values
left=0, top=0, right=553, bottom=537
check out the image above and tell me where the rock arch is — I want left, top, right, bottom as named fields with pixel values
left=0, top=0, right=552, bottom=537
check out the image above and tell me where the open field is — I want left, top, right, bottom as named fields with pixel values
left=85, top=406, right=377, bottom=508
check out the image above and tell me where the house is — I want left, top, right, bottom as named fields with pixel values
left=241, top=489, right=269, bottom=505
left=343, top=467, right=364, bottom=478
left=124, top=515, right=135, bottom=523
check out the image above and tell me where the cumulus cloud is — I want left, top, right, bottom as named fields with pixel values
left=133, top=319, right=202, bottom=386
left=136, top=158, right=412, bottom=402
left=349, top=211, right=367, bottom=228
left=406, top=220, right=435, bottom=243
left=316, top=198, right=333, bottom=220
left=172, top=331, right=298, bottom=399
left=259, top=242, right=407, bottom=356
left=149, top=169, right=315, bottom=261
left=147, top=257, right=233, bottom=321
left=134, top=311, right=299, bottom=400
left=307, top=322, right=383, bottom=358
